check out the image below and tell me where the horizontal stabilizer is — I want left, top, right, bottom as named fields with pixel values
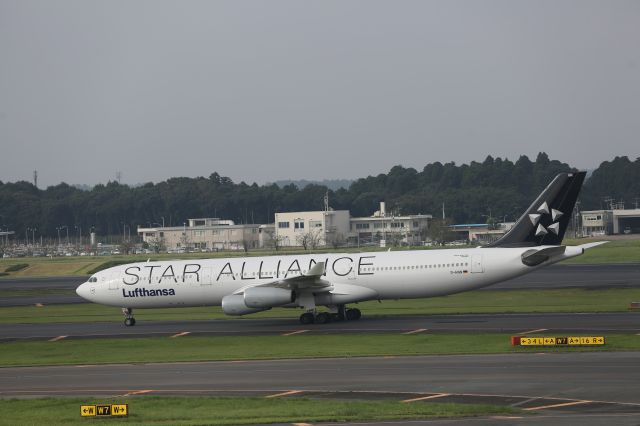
left=576, top=241, right=609, bottom=250
left=521, top=246, right=567, bottom=266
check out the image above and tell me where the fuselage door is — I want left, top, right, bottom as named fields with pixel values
left=471, top=255, right=484, bottom=273
left=107, top=272, right=120, bottom=290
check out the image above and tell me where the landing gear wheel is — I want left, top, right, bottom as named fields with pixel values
left=330, top=313, right=344, bottom=322
left=346, top=308, right=361, bottom=321
left=122, top=307, right=135, bottom=326
left=314, top=312, right=331, bottom=324
left=299, top=312, right=315, bottom=325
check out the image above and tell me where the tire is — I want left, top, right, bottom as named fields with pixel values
left=300, top=312, right=315, bottom=325
left=346, top=308, right=361, bottom=321
left=315, top=312, right=331, bottom=324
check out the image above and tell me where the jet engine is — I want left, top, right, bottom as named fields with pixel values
left=243, top=287, right=295, bottom=308
left=221, top=294, right=270, bottom=316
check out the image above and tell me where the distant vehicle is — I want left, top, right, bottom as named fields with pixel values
left=624, top=227, right=632, bottom=234
left=76, top=172, right=607, bottom=327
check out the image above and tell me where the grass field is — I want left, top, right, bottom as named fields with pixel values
left=1, top=238, right=637, bottom=278
left=0, top=397, right=516, bottom=426
left=1, top=334, right=638, bottom=367
left=1, top=287, right=638, bottom=325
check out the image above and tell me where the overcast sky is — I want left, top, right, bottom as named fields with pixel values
left=1, top=1, right=639, bottom=187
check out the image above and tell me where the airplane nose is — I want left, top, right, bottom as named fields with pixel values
left=76, top=282, right=90, bottom=300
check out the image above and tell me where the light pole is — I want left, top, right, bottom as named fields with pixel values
left=160, top=216, right=165, bottom=228
left=58, top=226, right=68, bottom=247
left=75, top=225, right=82, bottom=246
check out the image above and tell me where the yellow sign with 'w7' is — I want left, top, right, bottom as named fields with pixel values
left=80, top=404, right=128, bottom=417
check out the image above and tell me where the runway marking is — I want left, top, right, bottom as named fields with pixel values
left=292, top=423, right=314, bottom=426
left=35, top=303, right=44, bottom=307
left=402, top=328, right=428, bottom=335
left=121, top=390, right=155, bottom=397
left=402, top=393, right=450, bottom=403
left=281, top=330, right=310, bottom=336
left=48, top=335, right=67, bottom=342
left=523, top=400, right=591, bottom=411
left=491, top=416, right=524, bottom=420
left=265, top=390, right=303, bottom=398
left=520, top=328, right=548, bottom=334
left=170, top=332, right=191, bottom=338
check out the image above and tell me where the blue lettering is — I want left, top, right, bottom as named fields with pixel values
left=121, top=288, right=176, bottom=298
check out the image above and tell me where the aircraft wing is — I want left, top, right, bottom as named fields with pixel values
left=234, top=262, right=331, bottom=294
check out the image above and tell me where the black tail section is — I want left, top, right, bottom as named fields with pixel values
left=486, top=172, right=586, bottom=248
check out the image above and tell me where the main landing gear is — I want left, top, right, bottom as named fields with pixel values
left=122, top=308, right=136, bottom=326
left=299, top=305, right=361, bottom=325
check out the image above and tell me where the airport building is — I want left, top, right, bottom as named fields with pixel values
left=137, top=218, right=264, bottom=252
left=349, top=202, right=431, bottom=246
left=581, top=209, right=640, bottom=236
left=275, top=210, right=351, bottom=248
left=275, top=203, right=433, bottom=248
left=449, top=223, right=515, bottom=245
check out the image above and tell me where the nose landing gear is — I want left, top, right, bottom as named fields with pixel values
left=122, top=308, right=136, bottom=326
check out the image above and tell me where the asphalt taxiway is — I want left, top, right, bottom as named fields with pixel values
left=1, top=311, right=639, bottom=342
left=1, top=352, right=639, bottom=418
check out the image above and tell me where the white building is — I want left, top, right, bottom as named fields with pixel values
left=138, top=218, right=263, bottom=252
left=275, top=210, right=351, bottom=248
left=350, top=202, right=432, bottom=246
left=275, top=202, right=433, bottom=248
left=581, top=209, right=640, bottom=236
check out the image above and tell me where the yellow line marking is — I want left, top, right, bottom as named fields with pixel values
left=402, top=393, right=450, bottom=403
left=281, top=330, right=309, bottom=336
left=491, top=416, right=524, bottom=419
left=265, top=390, right=303, bottom=398
left=121, top=389, right=154, bottom=397
left=170, top=332, right=191, bottom=338
left=520, top=328, right=548, bottom=335
left=523, top=400, right=591, bottom=411
left=48, top=336, right=67, bottom=342
left=402, top=328, right=428, bottom=335
left=292, top=423, right=314, bottom=426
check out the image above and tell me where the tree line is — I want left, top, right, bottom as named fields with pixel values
left=1, top=152, right=638, bottom=240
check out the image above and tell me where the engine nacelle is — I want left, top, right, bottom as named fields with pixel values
left=243, top=287, right=295, bottom=308
left=221, top=294, right=269, bottom=316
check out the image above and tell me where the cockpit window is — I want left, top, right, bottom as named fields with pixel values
left=89, top=276, right=98, bottom=283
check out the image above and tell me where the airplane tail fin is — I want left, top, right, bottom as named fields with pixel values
left=486, top=171, right=586, bottom=248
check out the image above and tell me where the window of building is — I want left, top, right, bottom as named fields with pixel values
left=310, top=221, right=323, bottom=228
left=294, top=220, right=305, bottom=230
left=278, top=222, right=290, bottom=229
left=413, top=221, right=419, bottom=228
left=391, top=222, right=405, bottom=228
left=356, top=223, right=370, bottom=229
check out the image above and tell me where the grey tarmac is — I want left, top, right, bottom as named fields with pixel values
left=1, top=312, right=639, bottom=342
left=1, top=352, right=639, bottom=418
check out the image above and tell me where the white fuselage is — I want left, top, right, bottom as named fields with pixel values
left=75, top=246, right=583, bottom=310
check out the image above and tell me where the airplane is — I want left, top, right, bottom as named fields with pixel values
left=76, top=171, right=606, bottom=326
